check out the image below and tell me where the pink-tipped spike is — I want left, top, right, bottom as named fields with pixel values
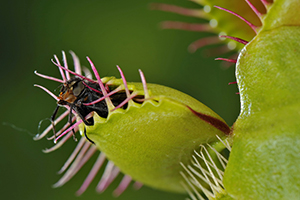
left=62, top=51, right=71, bottom=80
left=54, top=119, right=83, bottom=143
left=43, top=128, right=76, bottom=153
left=82, top=81, right=102, bottom=94
left=214, top=6, right=258, bottom=34
left=260, top=0, right=270, bottom=7
left=117, top=66, right=130, bottom=97
left=70, top=146, right=98, bottom=182
left=228, top=81, right=237, bottom=85
left=215, top=58, right=237, bottom=63
left=70, top=51, right=82, bottom=75
left=34, top=71, right=64, bottom=83
left=86, top=56, right=114, bottom=110
left=76, top=153, right=107, bottom=195
left=34, top=84, right=59, bottom=101
left=133, top=182, right=143, bottom=190
left=219, top=35, right=248, bottom=45
left=150, top=3, right=206, bottom=19
left=83, top=86, right=122, bottom=106
left=82, top=67, right=93, bottom=79
left=245, top=0, right=263, bottom=19
left=53, top=55, right=67, bottom=82
left=138, top=69, right=150, bottom=99
left=58, top=138, right=86, bottom=174
left=53, top=142, right=93, bottom=188
left=112, top=93, right=138, bottom=111
left=96, top=162, right=120, bottom=193
left=188, top=36, right=221, bottom=53
left=51, top=59, right=96, bottom=83
left=47, top=116, right=77, bottom=140
left=160, top=21, right=212, bottom=32
left=113, top=175, right=132, bottom=197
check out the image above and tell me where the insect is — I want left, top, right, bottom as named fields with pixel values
left=51, top=76, right=130, bottom=144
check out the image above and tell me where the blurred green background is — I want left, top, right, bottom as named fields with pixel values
left=1, top=0, right=239, bottom=199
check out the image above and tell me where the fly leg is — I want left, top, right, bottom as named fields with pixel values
left=74, top=109, right=95, bottom=144
left=68, top=106, right=78, bottom=142
left=50, top=105, right=60, bottom=140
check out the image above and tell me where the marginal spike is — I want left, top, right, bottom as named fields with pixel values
left=133, top=182, right=143, bottom=190
left=214, top=6, right=258, bottom=34
left=160, top=21, right=212, bottom=32
left=260, top=0, right=270, bottom=8
left=188, top=36, right=221, bottom=53
left=139, top=69, right=150, bottom=99
left=111, top=92, right=138, bottom=111
left=76, top=153, right=106, bottom=195
left=219, top=35, right=248, bottom=45
left=83, top=87, right=122, bottom=106
left=34, top=71, right=64, bottom=83
left=47, top=116, right=77, bottom=140
left=51, top=59, right=96, bottom=83
left=58, top=137, right=87, bottom=174
left=150, top=3, right=207, bottom=19
left=96, top=161, right=120, bottom=193
left=82, top=81, right=102, bottom=94
left=43, top=129, right=75, bottom=153
left=215, top=58, right=237, bottom=63
left=228, top=81, right=237, bottom=85
left=53, top=54, right=67, bottom=82
left=245, top=0, right=263, bottom=19
left=180, top=166, right=206, bottom=200
left=53, top=141, right=92, bottom=188
left=113, top=175, right=132, bottom=197
left=216, top=135, right=232, bottom=152
left=86, top=56, right=114, bottom=110
left=117, top=66, right=130, bottom=97
left=54, top=119, right=83, bottom=143
left=34, top=84, right=59, bottom=101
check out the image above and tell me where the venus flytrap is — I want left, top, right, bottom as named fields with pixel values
left=153, top=0, right=300, bottom=199
left=34, top=0, right=300, bottom=199
left=35, top=51, right=230, bottom=195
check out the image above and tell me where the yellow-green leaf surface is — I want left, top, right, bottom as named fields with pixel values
left=82, top=82, right=229, bottom=193
left=223, top=0, right=300, bottom=199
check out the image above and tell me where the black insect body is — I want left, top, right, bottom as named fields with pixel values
left=51, top=77, right=127, bottom=144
